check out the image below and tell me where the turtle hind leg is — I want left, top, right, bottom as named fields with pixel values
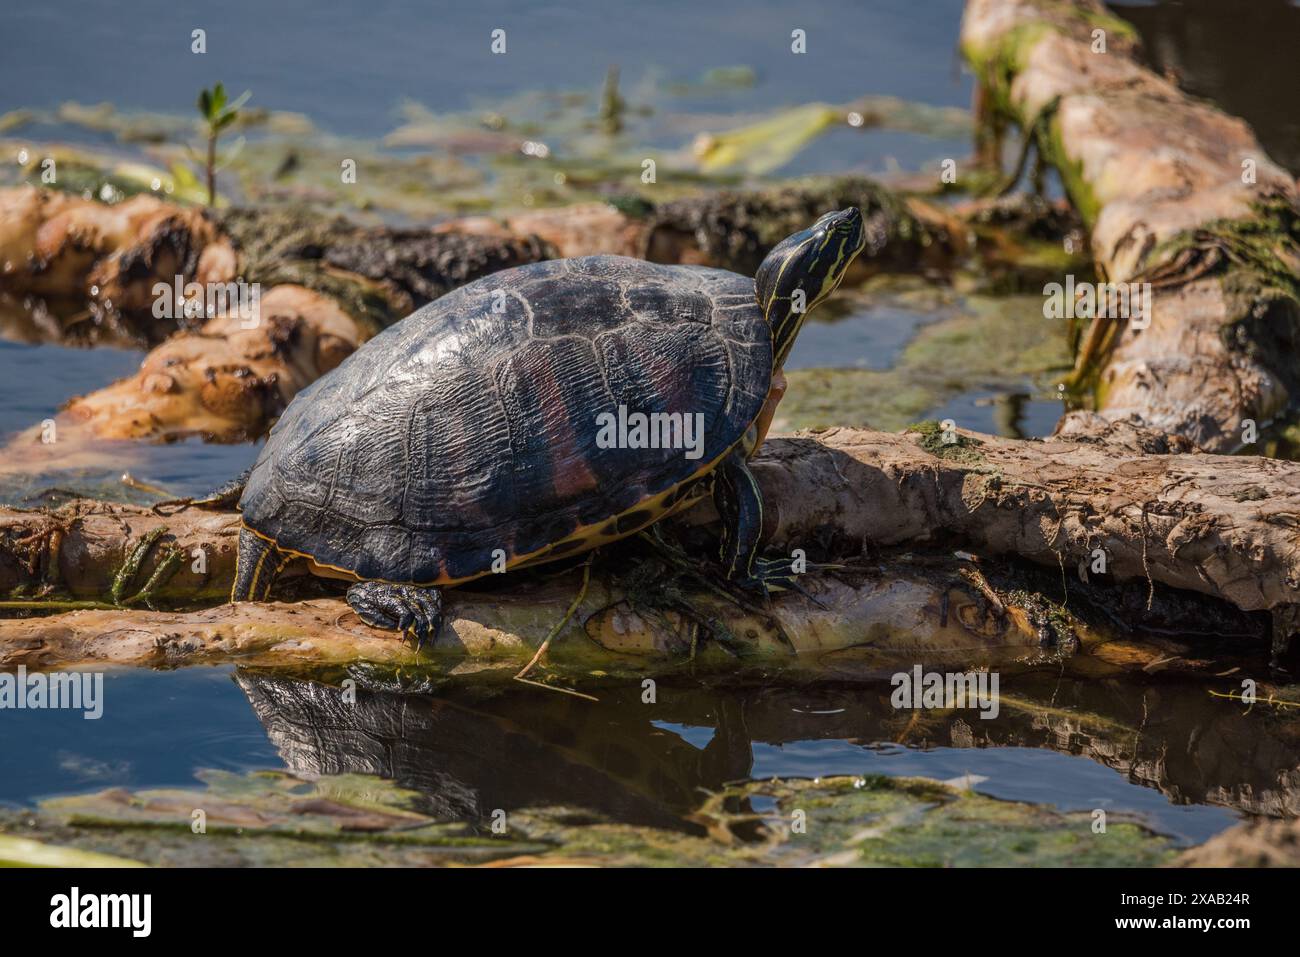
left=347, top=581, right=444, bottom=650
left=231, top=527, right=287, bottom=602
left=712, top=450, right=803, bottom=598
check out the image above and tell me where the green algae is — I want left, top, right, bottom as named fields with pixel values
left=906, top=419, right=988, bottom=465
left=7, top=768, right=1177, bottom=868
left=751, top=776, right=1174, bottom=868
left=778, top=282, right=1071, bottom=433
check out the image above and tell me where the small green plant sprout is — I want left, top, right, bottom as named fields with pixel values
left=195, top=83, right=250, bottom=206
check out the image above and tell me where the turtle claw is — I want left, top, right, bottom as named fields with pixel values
left=730, top=557, right=832, bottom=609
left=346, top=581, right=444, bottom=650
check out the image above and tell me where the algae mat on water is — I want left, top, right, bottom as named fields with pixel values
left=1, top=769, right=1177, bottom=867
left=777, top=284, right=1072, bottom=434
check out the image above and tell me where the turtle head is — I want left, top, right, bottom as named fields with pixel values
left=756, top=207, right=866, bottom=367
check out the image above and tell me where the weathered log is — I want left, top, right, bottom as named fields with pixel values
left=2, top=423, right=1295, bottom=670
left=487, top=177, right=961, bottom=278
left=0, top=176, right=952, bottom=335
left=0, top=570, right=1060, bottom=673
left=961, top=0, right=1300, bottom=451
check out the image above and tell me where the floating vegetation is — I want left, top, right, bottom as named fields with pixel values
left=3, top=769, right=1177, bottom=867
left=777, top=280, right=1071, bottom=433
left=1, top=72, right=972, bottom=223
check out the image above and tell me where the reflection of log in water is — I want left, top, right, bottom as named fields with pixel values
left=1112, top=0, right=1300, bottom=172
left=236, top=671, right=1300, bottom=824
left=235, top=672, right=751, bottom=831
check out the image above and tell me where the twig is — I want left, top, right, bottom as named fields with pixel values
left=514, top=553, right=596, bottom=699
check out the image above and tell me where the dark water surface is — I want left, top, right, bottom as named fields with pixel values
left=0, top=339, right=261, bottom=499
left=1114, top=0, right=1300, bottom=173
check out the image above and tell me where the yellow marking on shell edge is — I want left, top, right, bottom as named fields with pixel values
left=242, top=431, right=764, bottom=589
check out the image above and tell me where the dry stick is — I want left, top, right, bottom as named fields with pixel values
left=513, top=553, right=597, bottom=702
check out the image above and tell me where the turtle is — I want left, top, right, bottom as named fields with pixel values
left=224, top=207, right=867, bottom=645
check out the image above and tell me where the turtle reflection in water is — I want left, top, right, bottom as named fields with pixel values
left=218, top=209, right=867, bottom=644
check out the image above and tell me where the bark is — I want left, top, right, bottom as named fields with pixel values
left=2, top=423, right=1294, bottom=670
left=961, top=0, right=1300, bottom=451
left=0, top=571, right=1056, bottom=673
left=0, top=176, right=954, bottom=341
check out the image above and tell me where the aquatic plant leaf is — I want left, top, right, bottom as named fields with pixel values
left=693, top=103, right=840, bottom=175
left=0, top=834, right=147, bottom=867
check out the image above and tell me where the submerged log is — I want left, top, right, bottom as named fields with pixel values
left=3, top=285, right=362, bottom=450
left=961, top=0, right=1300, bottom=451
left=0, top=423, right=1293, bottom=670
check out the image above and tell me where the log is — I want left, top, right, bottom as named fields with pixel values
left=2, top=423, right=1294, bottom=670
left=0, top=186, right=236, bottom=342
left=0, top=176, right=953, bottom=341
left=961, top=0, right=1300, bottom=451
left=3, top=285, right=362, bottom=450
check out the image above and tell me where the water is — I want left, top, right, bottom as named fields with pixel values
left=0, top=339, right=260, bottom=499
left=1114, top=0, right=1300, bottom=173
left=925, top=388, right=1064, bottom=439
left=4, top=0, right=973, bottom=177
left=784, top=293, right=940, bottom=372
left=0, top=668, right=280, bottom=807
left=0, top=339, right=142, bottom=435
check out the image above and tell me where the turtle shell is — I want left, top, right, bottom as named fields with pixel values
left=239, top=255, right=773, bottom=584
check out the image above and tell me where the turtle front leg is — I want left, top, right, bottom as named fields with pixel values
left=346, top=581, right=444, bottom=649
left=712, top=450, right=801, bottom=597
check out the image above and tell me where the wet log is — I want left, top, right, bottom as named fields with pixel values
left=0, top=176, right=953, bottom=338
left=961, top=0, right=1300, bottom=451
left=457, top=176, right=961, bottom=278
left=1, top=423, right=1295, bottom=670
left=2, top=284, right=362, bottom=452
left=0, top=186, right=235, bottom=311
